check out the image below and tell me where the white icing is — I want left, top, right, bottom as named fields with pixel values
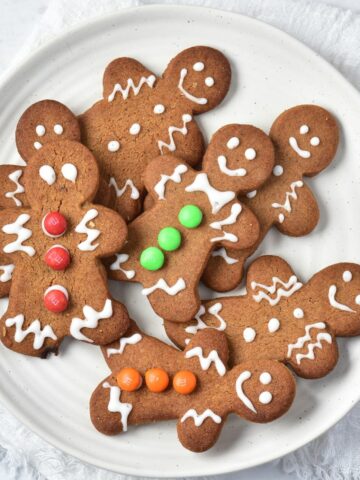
left=210, top=203, right=242, bottom=230
left=108, top=140, right=120, bottom=152
left=245, top=148, right=257, bottom=160
left=185, top=303, right=226, bottom=335
left=287, top=322, right=332, bottom=364
left=0, top=264, right=14, bottom=282
left=310, top=136, right=320, bottom=146
left=34, top=141, right=42, bottom=150
left=158, top=114, right=192, bottom=153
left=70, top=299, right=113, bottom=342
left=178, top=68, right=207, bottom=105
left=299, top=125, right=309, bottom=134
left=278, top=213, right=285, bottom=223
left=39, top=165, right=56, bottom=185
left=343, top=270, right=352, bottom=282
left=251, top=275, right=303, bottom=306
left=5, top=169, right=24, bottom=206
left=259, top=372, right=272, bottom=385
left=142, top=278, right=186, bottom=296
left=54, top=124, right=63, bottom=135
left=61, top=163, right=77, bottom=183
left=259, top=391, right=272, bottom=404
left=181, top=409, right=221, bottom=426
left=246, top=190, right=257, bottom=199
left=272, top=165, right=283, bottom=176
left=5, top=314, right=57, bottom=349
left=185, top=173, right=235, bottom=214
left=193, top=62, right=205, bottom=71
left=227, top=137, right=240, bottom=150
left=108, top=75, right=156, bottom=102
left=109, top=177, right=140, bottom=200
left=75, top=209, right=100, bottom=251
left=154, top=164, right=188, bottom=200
left=102, top=382, right=132, bottom=432
left=205, top=77, right=215, bottom=87
left=235, top=371, right=257, bottom=413
left=129, top=123, right=141, bottom=135
left=293, top=308, right=304, bottom=319
left=153, top=104, right=165, bottom=114
left=217, top=155, right=247, bottom=177
left=289, top=137, right=311, bottom=158
left=36, top=125, right=46, bottom=136
left=268, top=318, right=280, bottom=333
left=210, top=231, right=238, bottom=243
left=2, top=214, right=35, bottom=256
left=243, top=327, right=256, bottom=343
left=109, top=253, right=135, bottom=279
left=328, top=285, right=355, bottom=313
left=185, top=346, right=226, bottom=376
left=44, top=284, right=69, bottom=299
left=356, top=295, right=360, bottom=305
left=211, top=247, right=239, bottom=265
left=272, top=181, right=304, bottom=223
left=107, top=333, right=142, bottom=357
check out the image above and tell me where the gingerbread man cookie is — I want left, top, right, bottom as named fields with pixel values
left=79, top=46, right=231, bottom=221
left=166, top=255, right=360, bottom=379
left=109, top=124, right=275, bottom=323
left=90, top=320, right=296, bottom=452
left=0, top=140, right=129, bottom=357
left=203, top=105, right=339, bottom=292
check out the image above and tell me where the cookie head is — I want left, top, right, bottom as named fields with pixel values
left=270, top=105, right=339, bottom=175
left=23, top=140, right=99, bottom=207
left=164, top=46, right=231, bottom=114
left=16, top=100, right=81, bottom=162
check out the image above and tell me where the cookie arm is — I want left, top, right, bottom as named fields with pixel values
left=0, top=208, right=35, bottom=260
left=0, top=166, right=26, bottom=208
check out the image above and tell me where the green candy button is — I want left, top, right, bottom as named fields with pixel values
left=178, top=205, right=203, bottom=229
left=140, top=247, right=164, bottom=271
left=158, top=227, right=181, bottom=251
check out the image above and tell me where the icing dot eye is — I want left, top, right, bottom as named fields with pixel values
left=259, top=391, right=272, bottom=404
left=245, top=148, right=257, bottom=160
left=205, top=77, right=215, bottom=87
left=355, top=295, right=360, bottom=305
left=36, top=125, right=46, bottom=136
left=154, top=104, right=165, bottom=114
left=310, top=136, right=320, bottom=146
left=34, top=141, right=42, bottom=150
left=268, top=318, right=280, bottom=333
left=246, top=190, right=257, bottom=199
left=178, top=205, right=203, bottom=229
left=116, top=368, right=142, bottom=392
left=173, top=370, right=197, bottom=394
left=227, top=137, right=240, bottom=150
left=61, top=163, right=77, bottom=183
left=39, top=165, right=56, bottom=185
left=158, top=227, right=181, bottom=251
left=243, top=327, right=256, bottom=343
left=140, top=247, right=164, bottom=271
left=145, top=368, right=169, bottom=392
left=343, top=270, right=352, bottom=282
left=293, top=308, right=304, bottom=319
left=193, top=62, right=204, bottom=72
left=129, top=123, right=141, bottom=135
left=259, top=372, right=272, bottom=385
left=272, top=165, right=283, bottom=176
left=299, top=125, right=309, bottom=134
left=108, top=140, right=120, bottom=152
left=53, top=124, right=63, bottom=135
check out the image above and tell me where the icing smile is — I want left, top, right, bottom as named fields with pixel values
left=178, top=68, right=208, bottom=105
left=288, top=137, right=311, bottom=158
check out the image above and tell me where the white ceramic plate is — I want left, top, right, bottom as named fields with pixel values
left=0, top=5, right=359, bottom=477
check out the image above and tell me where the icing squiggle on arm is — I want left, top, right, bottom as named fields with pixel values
left=5, top=314, right=57, bottom=350
left=0, top=263, right=14, bottom=282
left=2, top=214, right=35, bottom=256
left=210, top=203, right=242, bottom=243
left=110, top=254, right=135, bottom=279
left=185, top=303, right=226, bottom=335
left=75, top=209, right=100, bottom=251
left=211, top=247, right=239, bottom=264
left=181, top=409, right=221, bottom=426
left=272, top=181, right=304, bottom=223
left=154, top=164, right=188, bottom=199
left=109, top=178, right=140, bottom=199
left=102, top=382, right=132, bottom=432
left=107, top=333, right=142, bottom=357
left=142, top=278, right=186, bottom=296
left=251, top=275, right=303, bottom=306
left=5, top=170, right=24, bottom=206
left=158, top=114, right=192, bottom=153
left=108, top=75, right=156, bottom=102
left=70, top=299, right=113, bottom=342
left=185, top=346, right=226, bottom=376
left=178, top=69, right=207, bottom=105
left=287, top=322, right=332, bottom=364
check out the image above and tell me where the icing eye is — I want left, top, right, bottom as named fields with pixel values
left=34, top=141, right=42, bottom=150
left=39, top=165, right=56, bottom=185
left=272, top=165, right=283, bottom=176
left=61, top=163, right=77, bottom=183
left=108, top=140, right=120, bottom=152
left=343, top=270, right=352, bottom=282
left=153, top=104, right=165, bottom=114
left=193, top=62, right=204, bottom=72
left=36, top=125, right=46, bottom=136
left=259, top=391, right=272, bottom=404
left=245, top=148, right=256, bottom=160
left=310, top=136, right=320, bottom=146
left=299, top=125, right=309, bottom=134
left=355, top=295, right=360, bottom=305
left=54, top=124, right=63, bottom=135
left=259, top=372, right=272, bottom=385
left=129, top=123, right=141, bottom=135
left=205, top=77, right=215, bottom=87
left=243, top=327, right=256, bottom=343
left=293, top=308, right=304, bottom=319
left=227, top=137, right=240, bottom=150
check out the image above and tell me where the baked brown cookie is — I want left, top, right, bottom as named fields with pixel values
left=108, top=124, right=275, bottom=323
left=0, top=140, right=129, bottom=357
left=79, top=46, right=232, bottom=221
left=165, top=255, right=360, bottom=379
left=90, top=320, right=296, bottom=452
left=203, top=105, right=339, bottom=292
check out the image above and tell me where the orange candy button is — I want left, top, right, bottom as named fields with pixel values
left=173, top=370, right=197, bottom=394
left=145, top=368, right=169, bottom=393
left=116, top=368, right=142, bottom=392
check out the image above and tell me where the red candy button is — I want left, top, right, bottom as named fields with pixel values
left=44, top=245, right=70, bottom=271
left=44, top=285, right=69, bottom=313
left=42, top=212, right=67, bottom=237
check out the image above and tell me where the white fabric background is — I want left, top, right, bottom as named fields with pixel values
left=1, top=0, right=360, bottom=479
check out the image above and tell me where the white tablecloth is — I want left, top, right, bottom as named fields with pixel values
left=1, top=1, right=360, bottom=479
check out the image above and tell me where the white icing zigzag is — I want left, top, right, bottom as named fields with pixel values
left=5, top=314, right=57, bottom=350
left=107, top=333, right=142, bottom=357
left=109, top=253, right=135, bottom=279
left=185, top=173, right=235, bottom=214
left=185, top=346, right=226, bottom=376
left=181, top=408, right=222, bottom=426
left=158, top=114, right=192, bottom=153
left=2, top=213, right=35, bottom=256
left=154, top=164, right=188, bottom=200
left=109, top=177, right=140, bottom=199
left=75, top=209, right=100, bottom=251
left=272, top=181, right=304, bottom=223
left=287, top=322, right=332, bottom=364
left=210, top=203, right=242, bottom=243
left=251, top=275, right=303, bottom=306
left=103, top=382, right=132, bottom=432
left=142, top=278, right=186, bottom=296
left=108, top=75, right=156, bottom=102
left=211, top=247, right=239, bottom=265
left=0, top=263, right=14, bottom=282
left=5, top=170, right=24, bottom=206
left=185, top=303, right=226, bottom=335
left=70, top=299, right=113, bottom=342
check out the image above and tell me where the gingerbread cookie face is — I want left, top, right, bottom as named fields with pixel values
left=80, top=46, right=231, bottom=221
left=165, top=255, right=360, bottom=379
left=203, top=105, right=339, bottom=292
left=90, top=321, right=296, bottom=452
left=108, top=124, right=274, bottom=323
left=0, top=140, right=129, bottom=357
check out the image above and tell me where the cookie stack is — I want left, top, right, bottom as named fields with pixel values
left=0, top=46, right=359, bottom=453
